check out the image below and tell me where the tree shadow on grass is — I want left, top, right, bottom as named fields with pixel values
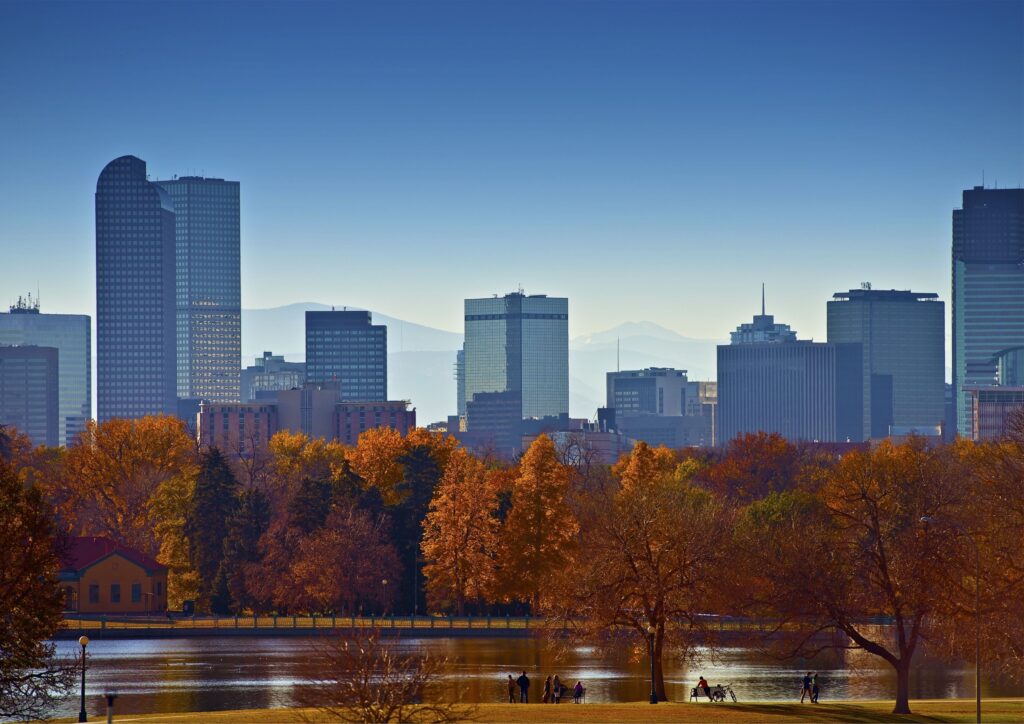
left=708, top=703, right=955, bottom=723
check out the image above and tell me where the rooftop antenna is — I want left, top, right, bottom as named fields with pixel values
left=982, top=169, right=985, bottom=188
left=761, top=283, right=766, bottom=315
left=617, top=337, right=620, bottom=372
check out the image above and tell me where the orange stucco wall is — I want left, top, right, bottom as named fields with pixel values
left=63, top=552, right=167, bottom=614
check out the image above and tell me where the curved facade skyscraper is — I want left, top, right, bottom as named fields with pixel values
left=95, top=155, right=177, bottom=421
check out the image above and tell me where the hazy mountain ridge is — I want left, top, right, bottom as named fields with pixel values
left=242, top=304, right=721, bottom=423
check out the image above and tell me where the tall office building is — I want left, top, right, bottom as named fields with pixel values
left=95, top=156, right=177, bottom=421
left=952, top=187, right=1024, bottom=435
left=0, top=345, right=59, bottom=447
left=827, top=288, right=945, bottom=439
left=717, top=310, right=862, bottom=444
left=606, top=367, right=688, bottom=416
left=154, top=175, right=241, bottom=403
left=455, top=347, right=466, bottom=417
left=0, top=296, right=91, bottom=445
left=305, top=310, right=387, bottom=401
left=463, top=292, right=568, bottom=420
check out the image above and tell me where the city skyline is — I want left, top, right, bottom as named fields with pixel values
left=1, top=1, right=1021, bottom=349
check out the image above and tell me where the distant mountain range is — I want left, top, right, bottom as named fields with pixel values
left=242, top=303, right=722, bottom=424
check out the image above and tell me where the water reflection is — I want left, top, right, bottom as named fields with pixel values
left=50, top=636, right=1018, bottom=718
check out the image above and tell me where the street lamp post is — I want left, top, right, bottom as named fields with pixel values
left=77, top=635, right=89, bottom=723
left=921, top=516, right=981, bottom=724
left=646, top=623, right=658, bottom=704
left=381, top=578, right=389, bottom=617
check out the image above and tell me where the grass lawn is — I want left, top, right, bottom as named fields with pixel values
left=54, top=698, right=1023, bottom=723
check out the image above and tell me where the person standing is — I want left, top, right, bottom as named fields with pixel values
left=553, top=675, right=562, bottom=704
left=507, top=674, right=516, bottom=704
left=811, top=673, right=820, bottom=704
left=517, top=671, right=530, bottom=703
left=698, top=675, right=711, bottom=700
left=800, top=672, right=812, bottom=703
left=573, top=680, right=584, bottom=703
left=543, top=675, right=552, bottom=703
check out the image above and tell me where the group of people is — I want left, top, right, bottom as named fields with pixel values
left=508, top=672, right=585, bottom=704
left=800, top=672, right=821, bottom=703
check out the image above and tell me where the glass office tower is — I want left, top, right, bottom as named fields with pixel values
left=0, top=345, right=59, bottom=447
left=305, top=310, right=387, bottom=401
left=0, top=297, right=91, bottom=445
left=827, top=288, right=945, bottom=438
left=952, top=187, right=1024, bottom=435
left=95, top=156, right=177, bottom=421
left=154, top=176, right=241, bottom=403
left=463, top=292, right=568, bottom=420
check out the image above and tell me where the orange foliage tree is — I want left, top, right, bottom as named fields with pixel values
left=737, top=439, right=971, bottom=714
left=549, top=442, right=732, bottom=700
left=420, top=448, right=500, bottom=614
left=347, top=427, right=408, bottom=505
left=495, top=435, right=577, bottom=611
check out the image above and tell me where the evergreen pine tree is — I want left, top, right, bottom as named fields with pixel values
left=185, top=448, right=239, bottom=612
left=218, top=488, right=271, bottom=613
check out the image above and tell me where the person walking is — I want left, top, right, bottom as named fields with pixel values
left=517, top=671, right=530, bottom=703
left=553, top=675, right=562, bottom=704
left=573, top=680, right=584, bottom=703
left=507, top=674, right=516, bottom=704
left=800, top=672, right=812, bottom=703
left=811, top=673, right=820, bottom=704
left=543, top=675, right=552, bottom=704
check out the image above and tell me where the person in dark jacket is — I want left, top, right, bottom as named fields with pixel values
left=516, top=671, right=530, bottom=703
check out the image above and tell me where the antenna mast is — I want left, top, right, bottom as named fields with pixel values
left=761, top=283, right=765, bottom=315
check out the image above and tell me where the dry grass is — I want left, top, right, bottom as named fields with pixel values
left=52, top=698, right=1024, bottom=723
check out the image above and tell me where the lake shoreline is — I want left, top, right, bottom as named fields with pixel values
left=51, top=698, right=1024, bottom=724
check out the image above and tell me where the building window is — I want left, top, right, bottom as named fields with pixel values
left=111, top=584, right=121, bottom=603
left=132, top=583, right=142, bottom=603
left=89, top=584, right=100, bottom=604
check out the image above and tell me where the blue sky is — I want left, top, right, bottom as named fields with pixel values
left=0, top=0, right=1021, bottom=344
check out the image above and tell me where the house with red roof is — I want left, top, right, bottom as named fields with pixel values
left=59, top=536, right=168, bottom=614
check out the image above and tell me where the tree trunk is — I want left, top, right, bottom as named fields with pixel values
left=654, top=636, right=667, bottom=701
left=892, top=660, right=912, bottom=714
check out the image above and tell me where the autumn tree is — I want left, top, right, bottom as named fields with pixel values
left=347, top=427, right=408, bottom=505
left=931, top=428, right=1024, bottom=678
left=737, top=439, right=971, bottom=714
left=267, top=430, right=349, bottom=505
left=421, top=448, right=500, bottom=614
left=549, top=442, right=732, bottom=700
left=0, top=441, right=74, bottom=720
left=496, top=435, right=577, bottom=611
left=185, top=448, right=240, bottom=613
left=705, top=431, right=803, bottom=502
left=287, top=504, right=401, bottom=614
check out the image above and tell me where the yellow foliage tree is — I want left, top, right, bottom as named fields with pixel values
left=496, top=435, right=577, bottom=610
left=347, top=427, right=408, bottom=505
left=421, top=448, right=500, bottom=615
left=59, top=416, right=199, bottom=607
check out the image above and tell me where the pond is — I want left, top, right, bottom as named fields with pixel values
left=50, top=635, right=1019, bottom=718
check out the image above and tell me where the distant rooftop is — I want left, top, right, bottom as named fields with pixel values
left=832, top=289, right=940, bottom=302
left=8, top=293, right=41, bottom=314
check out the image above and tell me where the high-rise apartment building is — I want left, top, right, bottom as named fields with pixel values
left=95, top=156, right=177, bottom=421
left=952, top=187, right=1024, bottom=435
left=717, top=310, right=862, bottom=444
left=463, top=292, right=568, bottom=420
left=0, top=296, right=90, bottom=445
left=154, top=175, right=241, bottom=403
left=0, top=345, right=59, bottom=447
left=455, top=347, right=466, bottom=417
left=827, top=288, right=945, bottom=438
left=305, top=311, right=387, bottom=401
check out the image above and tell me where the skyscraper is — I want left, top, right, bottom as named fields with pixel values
left=95, top=156, right=177, bottom=421
left=154, top=176, right=242, bottom=403
left=463, top=291, right=568, bottom=420
left=305, top=310, right=387, bottom=401
left=827, top=288, right=945, bottom=438
left=0, top=296, right=91, bottom=445
left=717, top=309, right=862, bottom=444
left=952, top=187, right=1024, bottom=435
left=0, top=345, right=59, bottom=447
